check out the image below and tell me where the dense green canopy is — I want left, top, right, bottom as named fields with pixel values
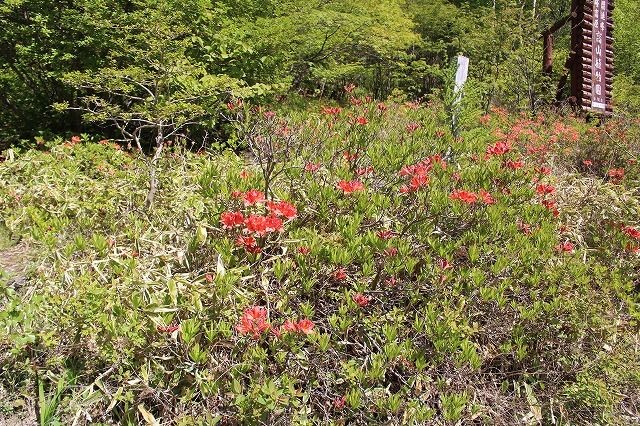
left=1, top=0, right=638, bottom=142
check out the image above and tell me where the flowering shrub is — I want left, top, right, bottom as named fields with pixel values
left=0, top=102, right=639, bottom=425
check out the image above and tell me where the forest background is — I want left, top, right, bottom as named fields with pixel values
left=1, top=0, right=640, bottom=146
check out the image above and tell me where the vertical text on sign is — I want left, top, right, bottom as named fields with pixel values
left=591, top=0, right=608, bottom=111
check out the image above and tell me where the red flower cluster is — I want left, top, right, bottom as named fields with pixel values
left=236, top=306, right=315, bottom=339
left=266, top=200, right=297, bottom=219
left=281, top=319, right=315, bottom=335
left=534, top=167, right=551, bottom=175
left=343, top=152, right=358, bottom=162
left=243, top=189, right=267, bottom=206
left=243, top=214, right=284, bottom=235
left=449, top=189, right=497, bottom=205
left=355, top=167, right=374, bottom=176
left=376, top=230, right=394, bottom=239
left=236, top=306, right=270, bottom=338
left=157, top=324, right=179, bottom=333
left=554, top=241, right=575, bottom=253
left=221, top=191, right=297, bottom=253
left=608, top=168, right=625, bottom=184
left=518, top=222, right=532, bottom=236
left=625, top=226, right=640, bottom=239
left=352, top=292, right=370, bottom=307
left=304, top=162, right=322, bottom=172
left=336, top=179, right=365, bottom=194
left=383, top=247, right=398, bottom=257
left=449, top=190, right=477, bottom=204
left=298, top=246, right=311, bottom=255
left=332, top=268, right=347, bottom=280
left=504, top=161, right=523, bottom=170
left=406, top=123, right=419, bottom=132
left=220, top=211, right=244, bottom=229
left=398, top=159, right=433, bottom=193
left=486, top=141, right=512, bottom=156
left=536, top=184, right=556, bottom=195
left=321, top=106, right=342, bottom=115
left=438, top=258, right=453, bottom=270
left=236, top=235, right=261, bottom=253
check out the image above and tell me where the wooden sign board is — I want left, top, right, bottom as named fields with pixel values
left=570, top=0, right=614, bottom=114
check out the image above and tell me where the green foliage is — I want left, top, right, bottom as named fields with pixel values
left=1, top=98, right=640, bottom=424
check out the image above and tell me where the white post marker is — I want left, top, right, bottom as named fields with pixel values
left=452, top=55, right=469, bottom=139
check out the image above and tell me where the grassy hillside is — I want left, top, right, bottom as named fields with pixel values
left=1, top=98, right=639, bottom=425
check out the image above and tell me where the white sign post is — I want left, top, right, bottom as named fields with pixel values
left=452, top=55, right=469, bottom=139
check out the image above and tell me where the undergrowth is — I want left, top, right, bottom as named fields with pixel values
left=0, top=99, right=639, bottom=425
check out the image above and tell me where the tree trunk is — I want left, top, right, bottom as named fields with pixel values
left=145, top=123, right=164, bottom=209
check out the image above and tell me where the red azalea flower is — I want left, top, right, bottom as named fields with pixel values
left=236, top=306, right=270, bottom=338
left=304, top=162, right=322, bottom=172
left=267, top=200, right=298, bottom=219
left=236, top=235, right=257, bottom=248
left=336, top=179, right=365, bottom=194
left=220, top=211, right=244, bottom=229
left=625, top=227, right=640, bottom=239
left=343, top=152, right=358, bottom=162
left=486, top=141, right=511, bottom=155
left=296, top=319, right=315, bottom=334
left=385, top=275, right=398, bottom=286
left=554, top=241, right=575, bottom=253
left=383, top=247, right=398, bottom=257
left=332, top=268, right=347, bottom=280
left=376, top=230, right=394, bottom=239
left=479, top=189, right=496, bottom=204
left=505, top=161, right=523, bottom=170
left=264, top=215, right=284, bottom=233
left=608, top=168, right=625, bottom=183
left=282, top=319, right=298, bottom=332
left=158, top=324, right=180, bottom=333
left=321, top=106, right=342, bottom=115
left=626, top=243, right=640, bottom=253
left=243, top=214, right=268, bottom=235
left=243, top=189, right=266, bottom=206
left=438, top=258, right=453, bottom=270
left=449, top=190, right=477, bottom=204
left=355, top=167, right=374, bottom=176
left=410, top=174, right=429, bottom=190
left=534, top=167, right=551, bottom=175
left=536, top=184, right=556, bottom=195
left=518, top=222, right=532, bottom=235
left=406, top=123, right=419, bottom=132
left=352, top=292, right=370, bottom=307
left=541, top=199, right=556, bottom=209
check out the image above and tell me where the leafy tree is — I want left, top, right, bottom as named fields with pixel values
left=613, top=0, right=640, bottom=111
left=59, top=1, right=244, bottom=207
left=0, top=0, right=114, bottom=141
